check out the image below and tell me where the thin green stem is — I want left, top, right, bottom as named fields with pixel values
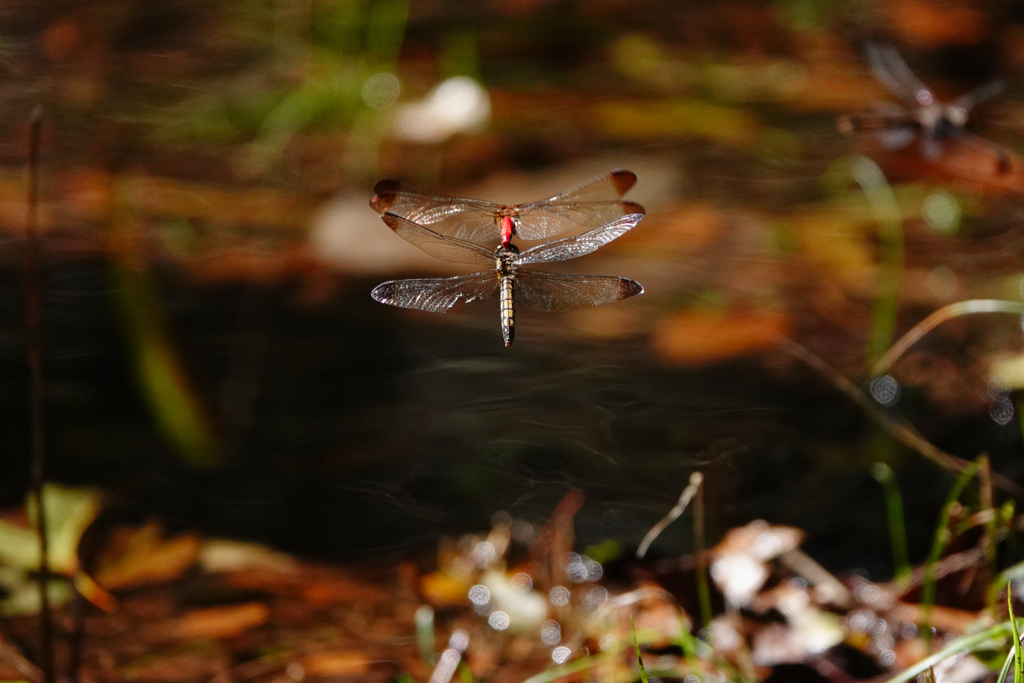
left=922, top=460, right=981, bottom=650
left=850, top=156, right=904, bottom=370
left=871, top=462, right=911, bottom=585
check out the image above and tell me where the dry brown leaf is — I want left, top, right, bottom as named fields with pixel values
left=95, top=522, right=201, bottom=591
left=652, top=309, right=789, bottom=366
left=421, top=570, right=473, bottom=608
left=890, top=601, right=981, bottom=633
left=874, top=137, right=1024, bottom=196
left=301, top=651, right=373, bottom=677
left=883, top=0, right=988, bottom=48
left=122, top=650, right=228, bottom=683
left=172, top=602, right=270, bottom=641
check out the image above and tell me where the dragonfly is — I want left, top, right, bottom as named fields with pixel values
left=838, top=43, right=1008, bottom=170
left=370, top=169, right=644, bottom=250
left=370, top=211, right=644, bottom=346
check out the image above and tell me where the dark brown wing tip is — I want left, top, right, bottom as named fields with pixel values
left=370, top=282, right=392, bottom=304
left=620, top=201, right=645, bottom=216
left=370, top=179, right=403, bottom=212
left=379, top=211, right=406, bottom=231
left=622, top=279, right=644, bottom=299
left=373, top=178, right=403, bottom=194
left=609, top=169, right=638, bottom=195
left=370, top=192, right=397, bottom=213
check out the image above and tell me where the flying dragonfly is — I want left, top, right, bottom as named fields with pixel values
left=370, top=212, right=644, bottom=346
left=370, top=169, right=644, bottom=250
left=838, top=43, right=1009, bottom=171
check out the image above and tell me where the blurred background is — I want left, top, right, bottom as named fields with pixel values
left=3, top=0, right=1024, bottom=574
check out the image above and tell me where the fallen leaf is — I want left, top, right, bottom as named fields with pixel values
left=652, top=309, right=789, bottom=365
left=171, top=602, right=270, bottom=640
left=95, top=522, right=201, bottom=591
left=301, top=650, right=373, bottom=677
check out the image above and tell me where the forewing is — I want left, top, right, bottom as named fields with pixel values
left=371, top=272, right=498, bottom=313
left=880, top=126, right=917, bottom=150
left=515, top=271, right=644, bottom=312
left=865, top=43, right=932, bottom=104
left=371, top=180, right=501, bottom=243
left=381, top=212, right=495, bottom=265
left=515, top=169, right=643, bottom=240
left=543, top=169, right=637, bottom=203
left=515, top=213, right=644, bottom=265
left=953, top=79, right=1003, bottom=112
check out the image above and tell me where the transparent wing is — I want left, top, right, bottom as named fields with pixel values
left=371, top=180, right=502, bottom=244
left=371, top=170, right=645, bottom=243
left=380, top=212, right=496, bottom=265
left=532, top=169, right=638, bottom=203
left=516, top=271, right=644, bottom=312
left=371, top=272, right=498, bottom=313
left=840, top=101, right=915, bottom=134
left=881, top=126, right=917, bottom=150
left=514, top=169, right=644, bottom=240
left=514, top=213, right=644, bottom=265
left=953, top=80, right=1003, bottom=112
left=865, top=43, right=933, bottom=105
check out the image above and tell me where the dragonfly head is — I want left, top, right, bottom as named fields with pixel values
left=496, top=243, right=520, bottom=257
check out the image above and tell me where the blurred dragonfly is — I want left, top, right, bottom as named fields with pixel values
left=371, top=212, right=644, bottom=346
left=370, top=169, right=644, bottom=250
left=838, top=43, right=1008, bottom=171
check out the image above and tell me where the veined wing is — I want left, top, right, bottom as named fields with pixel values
left=534, top=168, right=638, bottom=203
left=372, top=170, right=644, bottom=244
left=371, top=272, right=498, bottom=313
left=514, top=169, right=643, bottom=240
left=372, top=180, right=502, bottom=243
left=865, top=43, right=933, bottom=105
left=516, top=270, right=643, bottom=312
left=381, top=212, right=495, bottom=265
left=514, top=213, right=644, bottom=265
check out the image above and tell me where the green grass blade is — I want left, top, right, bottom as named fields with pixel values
left=871, top=462, right=911, bottom=584
left=520, top=642, right=628, bottom=683
left=415, top=604, right=435, bottom=665
left=694, top=482, right=713, bottom=633
left=1011, top=586, right=1023, bottom=683
left=632, top=616, right=650, bottom=683
left=850, top=155, right=904, bottom=369
left=884, top=620, right=1014, bottom=683
left=922, top=460, right=981, bottom=649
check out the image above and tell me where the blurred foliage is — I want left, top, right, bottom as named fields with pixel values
left=157, top=0, right=410, bottom=173
left=110, top=187, right=222, bottom=469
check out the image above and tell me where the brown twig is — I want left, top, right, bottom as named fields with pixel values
left=0, top=637, right=44, bottom=683
left=779, top=338, right=1024, bottom=500
left=24, top=106, right=54, bottom=683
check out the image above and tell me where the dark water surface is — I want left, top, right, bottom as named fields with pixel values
left=3, top=252, right=1021, bottom=577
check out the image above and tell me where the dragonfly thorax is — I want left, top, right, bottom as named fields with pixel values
left=499, top=215, right=519, bottom=248
left=494, top=244, right=519, bottom=276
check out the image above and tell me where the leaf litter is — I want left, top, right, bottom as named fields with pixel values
left=0, top=480, right=1021, bottom=683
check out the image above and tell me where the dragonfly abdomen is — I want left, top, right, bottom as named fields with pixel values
left=500, top=275, right=515, bottom=347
